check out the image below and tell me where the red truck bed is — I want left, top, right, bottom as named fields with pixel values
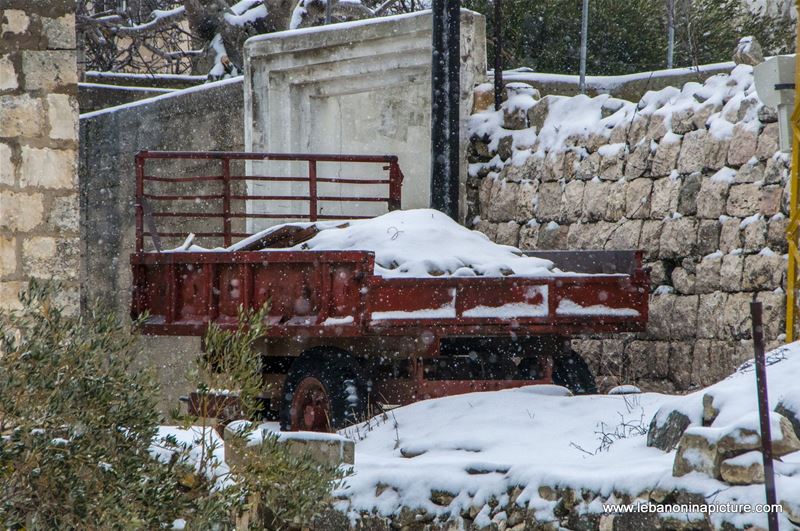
left=132, top=249, right=648, bottom=337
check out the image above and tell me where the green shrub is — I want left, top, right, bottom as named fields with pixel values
left=0, top=283, right=347, bottom=530
left=0, top=281, right=230, bottom=529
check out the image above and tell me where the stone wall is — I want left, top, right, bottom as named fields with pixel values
left=1, top=2, right=80, bottom=312
left=468, top=65, right=788, bottom=393
left=78, top=78, right=244, bottom=411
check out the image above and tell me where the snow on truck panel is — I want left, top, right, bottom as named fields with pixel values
left=555, top=299, right=640, bottom=317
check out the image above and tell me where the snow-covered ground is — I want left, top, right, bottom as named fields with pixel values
left=334, top=344, right=800, bottom=528
left=158, top=343, right=800, bottom=528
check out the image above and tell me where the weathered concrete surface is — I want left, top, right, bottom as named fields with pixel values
left=79, top=78, right=244, bottom=411
left=244, top=10, right=486, bottom=228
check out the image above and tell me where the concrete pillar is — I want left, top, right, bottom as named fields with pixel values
left=0, top=2, right=80, bottom=312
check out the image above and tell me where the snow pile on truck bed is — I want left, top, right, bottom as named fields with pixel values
left=232, top=209, right=557, bottom=278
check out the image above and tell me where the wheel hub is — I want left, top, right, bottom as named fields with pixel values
left=291, top=377, right=331, bottom=432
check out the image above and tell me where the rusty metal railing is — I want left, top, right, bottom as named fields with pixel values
left=134, top=151, right=404, bottom=253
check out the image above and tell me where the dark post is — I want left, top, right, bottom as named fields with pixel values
left=430, top=0, right=461, bottom=220
left=493, top=0, right=503, bottom=110
left=749, top=301, right=780, bottom=531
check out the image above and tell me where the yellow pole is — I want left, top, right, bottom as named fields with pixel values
left=786, top=4, right=800, bottom=342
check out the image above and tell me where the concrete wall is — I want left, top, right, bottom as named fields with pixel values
left=244, top=10, right=486, bottom=228
left=469, top=66, right=787, bottom=394
left=78, top=77, right=244, bottom=410
left=0, top=2, right=80, bottom=313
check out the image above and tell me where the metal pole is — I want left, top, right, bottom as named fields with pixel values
left=430, top=0, right=461, bottom=220
left=325, top=0, right=332, bottom=24
left=749, top=302, right=780, bottom=531
left=666, top=0, right=675, bottom=69
left=579, top=0, right=588, bottom=94
left=493, top=0, right=503, bottom=110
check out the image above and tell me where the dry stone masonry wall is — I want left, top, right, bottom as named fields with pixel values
left=0, top=2, right=80, bottom=312
left=467, top=65, right=788, bottom=393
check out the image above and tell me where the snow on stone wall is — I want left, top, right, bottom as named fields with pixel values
left=466, top=64, right=788, bottom=394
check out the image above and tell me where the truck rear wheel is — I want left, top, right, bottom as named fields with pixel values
left=552, top=350, right=598, bottom=395
left=280, top=349, right=367, bottom=432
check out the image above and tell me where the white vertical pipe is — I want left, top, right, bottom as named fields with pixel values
left=579, top=0, right=589, bottom=94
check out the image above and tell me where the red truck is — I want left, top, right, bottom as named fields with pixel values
left=131, top=151, right=649, bottom=432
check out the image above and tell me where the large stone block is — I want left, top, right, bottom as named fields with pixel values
left=0, top=143, right=13, bottom=185
left=21, top=50, right=78, bottom=92
left=673, top=430, right=722, bottom=478
left=562, top=180, right=584, bottom=223
left=598, top=144, right=626, bottom=180
left=639, top=220, right=663, bottom=259
left=518, top=223, right=539, bottom=249
left=741, top=216, right=766, bottom=252
left=696, top=220, right=720, bottom=256
left=627, top=340, right=669, bottom=379
left=41, top=13, right=77, bottom=49
left=604, top=179, right=627, bottom=220
left=487, top=180, right=519, bottom=222
left=726, top=123, right=759, bottom=167
left=576, top=151, right=600, bottom=180
left=676, top=173, right=701, bottom=216
left=20, top=147, right=76, bottom=189
left=735, top=161, right=764, bottom=183
left=670, top=295, right=698, bottom=339
left=0, top=281, right=26, bottom=311
left=648, top=293, right=675, bottom=339
left=0, top=191, right=44, bottom=232
left=718, top=217, right=742, bottom=253
left=651, top=134, right=682, bottom=176
left=46, top=94, right=77, bottom=141
left=650, top=177, right=680, bottom=219
left=0, top=56, right=17, bottom=92
left=755, top=122, right=779, bottom=161
left=757, top=289, right=785, bottom=340
left=719, top=253, right=744, bottom=292
left=764, top=154, right=790, bottom=185
left=742, top=254, right=783, bottom=291
left=542, top=151, right=565, bottom=182
left=722, top=292, right=752, bottom=339
left=726, top=183, right=761, bottom=217
left=624, top=141, right=651, bottom=178
left=659, top=217, right=697, bottom=259
left=691, top=339, right=732, bottom=386
left=759, top=185, right=782, bottom=217
left=676, top=129, right=706, bottom=174
left=668, top=342, right=694, bottom=389
left=647, top=113, right=669, bottom=140
left=695, top=180, right=729, bottom=219
left=625, top=178, right=652, bottom=219
left=46, top=194, right=79, bottom=233
left=606, top=219, right=642, bottom=250
left=582, top=179, right=610, bottom=221
left=695, top=253, right=722, bottom=294
left=0, top=235, right=16, bottom=277
left=537, top=221, right=568, bottom=249
left=535, top=181, right=563, bottom=221
left=514, top=179, right=536, bottom=220
left=703, top=133, right=731, bottom=170
left=696, top=292, right=727, bottom=339
left=767, top=216, right=789, bottom=253
left=671, top=266, right=695, bottom=294
left=494, top=221, right=520, bottom=246
left=627, top=115, right=649, bottom=145
left=1, top=10, right=29, bottom=34
left=0, top=94, right=44, bottom=138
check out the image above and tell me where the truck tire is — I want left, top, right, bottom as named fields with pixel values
left=552, top=350, right=598, bottom=395
left=279, top=349, right=367, bottom=432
